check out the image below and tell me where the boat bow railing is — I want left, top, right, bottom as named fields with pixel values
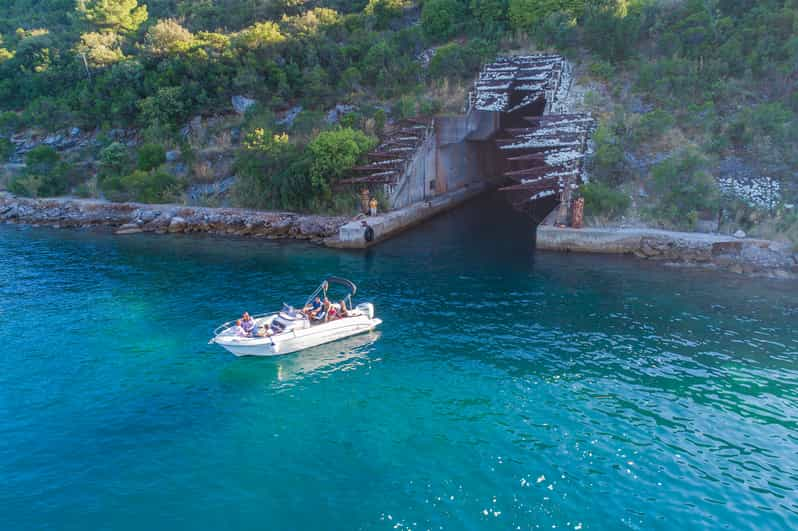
left=210, top=312, right=278, bottom=341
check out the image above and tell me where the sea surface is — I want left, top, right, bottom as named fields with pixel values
left=1, top=194, right=797, bottom=530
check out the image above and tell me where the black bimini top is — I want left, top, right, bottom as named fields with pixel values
left=325, top=276, right=357, bottom=297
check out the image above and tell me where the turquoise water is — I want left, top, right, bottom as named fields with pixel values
left=1, top=194, right=797, bottom=530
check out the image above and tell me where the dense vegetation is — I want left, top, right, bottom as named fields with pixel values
left=0, top=0, right=796, bottom=240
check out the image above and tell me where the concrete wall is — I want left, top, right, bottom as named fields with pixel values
left=387, top=110, right=500, bottom=209
left=388, top=130, right=436, bottom=209
left=435, top=111, right=501, bottom=193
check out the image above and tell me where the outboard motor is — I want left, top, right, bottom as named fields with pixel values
left=357, top=302, right=375, bottom=319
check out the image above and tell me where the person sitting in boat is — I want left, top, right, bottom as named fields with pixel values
left=326, top=300, right=339, bottom=321
left=232, top=319, right=248, bottom=337
left=241, top=312, right=256, bottom=336
left=256, top=324, right=274, bottom=337
left=303, top=296, right=323, bottom=319
left=316, top=298, right=332, bottom=322
left=327, top=300, right=347, bottom=321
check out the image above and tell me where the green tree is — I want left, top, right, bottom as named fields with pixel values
left=143, top=19, right=195, bottom=55
left=76, top=0, right=148, bottom=33
left=421, top=0, right=466, bottom=41
left=582, top=1, right=640, bottom=62
left=307, top=127, right=377, bottom=201
left=233, top=21, right=285, bottom=49
left=13, top=29, right=55, bottom=73
left=137, top=143, right=166, bottom=170
left=282, top=7, right=341, bottom=38
left=365, top=0, right=407, bottom=29
left=75, top=31, right=125, bottom=67
left=537, top=10, right=577, bottom=49
left=138, top=86, right=188, bottom=131
left=428, top=39, right=495, bottom=80
left=470, top=0, right=509, bottom=32
left=508, top=0, right=583, bottom=32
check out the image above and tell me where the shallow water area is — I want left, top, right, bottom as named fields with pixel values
left=1, top=194, right=797, bottom=530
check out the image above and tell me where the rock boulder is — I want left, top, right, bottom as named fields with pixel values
left=232, top=95, right=257, bottom=114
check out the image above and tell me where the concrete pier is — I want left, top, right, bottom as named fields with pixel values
left=326, top=184, right=487, bottom=248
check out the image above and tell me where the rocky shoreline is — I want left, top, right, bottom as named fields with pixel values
left=538, top=226, right=798, bottom=279
left=0, top=193, right=347, bottom=243
left=3, top=193, right=796, bottom=278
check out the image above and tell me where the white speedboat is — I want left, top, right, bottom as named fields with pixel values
left=210, top=277, right=382, bottom=357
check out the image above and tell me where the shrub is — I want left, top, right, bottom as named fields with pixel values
left=588, top=60, right=614, bottom=81
left=9, top=175, right=46, bottom=197
left=393, top=95, right=417, bottom=119
left=590, top=122, right=626, bottom=185
left=98, top=142, right=132, bottom=177
left=101, top=169, right=181, bottom=203
left=0, top=111, right=20, bottom=133
left=648, top=149, right=720, bottom=229
left=75, top=182, right=93, bottom=198
left=307, top=127, right=377, bottom=201
left=234, top=130, right=313, bottom=211
left=418, top=98, right=442, bottom=116
left=373, top=109, right=387, bottom=136
left=137, top=143, right=166, bottom=171
left=580, top=181, right=630, bottom=219
left=775, top=208, right=798, bottom=250
left=632, top=110, right=675, bottom=145
left=0, top=138, right=13, bottom=161
left=9, top=145, right=72, bottom=197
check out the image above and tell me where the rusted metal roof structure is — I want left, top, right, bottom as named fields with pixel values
left=469, top=54, right=594, bottom=222
left=468, top=54, right=574, bottom=115
left=337, top=118, right=433, bottom=188
left=498, top=113, right=594, bottom=215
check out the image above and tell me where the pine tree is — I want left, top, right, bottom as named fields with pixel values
left=76, top=0, right=148, bottom=33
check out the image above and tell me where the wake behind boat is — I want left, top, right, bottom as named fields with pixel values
left=210, top=277, right=382, bottom=357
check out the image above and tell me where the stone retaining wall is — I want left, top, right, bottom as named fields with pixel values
left=537, top=226, right=798, bottom=278
left=0, top=193, right=346, bottom=243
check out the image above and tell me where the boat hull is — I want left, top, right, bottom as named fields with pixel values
left=213, top=316, right=382, bottom=357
